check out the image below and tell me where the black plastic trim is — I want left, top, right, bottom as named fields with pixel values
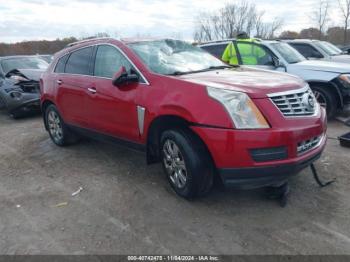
left=68, top=124, right=146, bottom=152
left=250, top=146, right=288, bottom=162
left=218, top=151, right=322, bottom=189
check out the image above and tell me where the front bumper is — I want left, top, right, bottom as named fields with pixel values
left=191, top=108, right=327, bottom=189
left=218, top=150, right=322, bottom=189
left=6, top=93, right=40, bottom=113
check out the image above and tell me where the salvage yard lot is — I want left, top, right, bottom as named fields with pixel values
left=0, top=111, right=349, bottom=255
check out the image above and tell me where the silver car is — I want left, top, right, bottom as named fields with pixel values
left=286, top=39, right=350, bottom=64
left=0, top=56, right=48, bottom=118
left=200, top=39, right=350, bottom=118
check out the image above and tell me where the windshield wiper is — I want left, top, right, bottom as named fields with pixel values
left=168, top=65, right=235, bottom=76
left=207, top=65, right=236, bottom=70
left=168, top=71, right=188, bottom=76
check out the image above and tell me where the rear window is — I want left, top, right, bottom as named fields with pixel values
left=65, top=47, right=94, bottom=75
left=54, top=55, right=68, bottom=73
left=201, top=44, right=228, bottom=59
left=0, top=57, right=48, bottom=75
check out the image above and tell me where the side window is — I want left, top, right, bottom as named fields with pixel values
left=236, top=42, right=274, bottom=66
left=202, top=44, right=227, bottom=59
left=65, top=47, right=94, bottom=75
left=54, top=54, right=68, bottom=73
left=291, top=44, right=323, bottom=59
left=94, top=45, right=133, bottom=78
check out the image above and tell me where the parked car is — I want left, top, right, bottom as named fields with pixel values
left=37, top=54, right=53, bottom=64
left=200, top=39, right=350, bottom=118
left=341, top=44, right=350, bottom=54
left=41, top=38, right=327, bottom=199
left=0, top=56, right=49, bottom=118
left=285, top=39, right=350, bottom=63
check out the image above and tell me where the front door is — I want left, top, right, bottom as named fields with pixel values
left=86, top=44, right=143, bottom=142
left=235, top=41, right=276, bottom=71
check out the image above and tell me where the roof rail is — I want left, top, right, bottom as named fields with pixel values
left=65, top=37, right=114, bottom=48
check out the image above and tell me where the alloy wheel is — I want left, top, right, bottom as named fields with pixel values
left=162, top=139, right=188, bottom=189
left=47, top=110, right=63, bottom=143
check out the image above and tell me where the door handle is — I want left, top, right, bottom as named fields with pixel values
left=57, top=80, right=63, bottom=85
left=88, top=87, right=97, bottom=94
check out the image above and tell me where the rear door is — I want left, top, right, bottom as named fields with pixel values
left=289, top=43, right=324, bottom=60
left=86, top=44, right=143, bottom=142
left=56, top=46, right=94, bottom=127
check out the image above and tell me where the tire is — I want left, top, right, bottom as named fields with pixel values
left=160, top=129, right=214, bottom=199
left=10, top=111, right=22, bottom=119
left=311, top=86, right=337, bottom=119
left=45, top=104, right=79, bottom=146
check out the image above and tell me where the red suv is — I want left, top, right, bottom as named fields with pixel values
left=40, top=38, right=327, bottom=199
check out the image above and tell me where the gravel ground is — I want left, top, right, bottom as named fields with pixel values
left=0, top=111, right=349, bottom=255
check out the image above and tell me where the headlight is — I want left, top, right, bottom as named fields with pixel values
left=339, top=74, right=350, bottom=88
left=207, top=86, right=269, bottom=129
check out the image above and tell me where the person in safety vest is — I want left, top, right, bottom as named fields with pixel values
left=222, top=32, right=266, bottom=65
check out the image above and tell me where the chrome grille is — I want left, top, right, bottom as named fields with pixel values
left=269, top=87, right=317, bottom=117
left=297, top=136, right=322, bottom=155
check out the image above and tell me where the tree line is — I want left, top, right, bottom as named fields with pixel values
left=0, top=37, right=78, bottom=56
left=0, top=33, right=111, bottom=56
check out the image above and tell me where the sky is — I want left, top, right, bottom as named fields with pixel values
left=0, top=0, right=344, bottom=43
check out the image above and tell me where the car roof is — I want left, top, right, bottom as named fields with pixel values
left=198, top=39, right=236, bottom=46
left=65, top=37, right=179, bottom=48
left=283, top=39, right=319, bottom=43
left=199, top=38, right=281, bottom=47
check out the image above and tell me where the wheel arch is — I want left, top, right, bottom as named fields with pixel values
left=307, top=80, right=343, bottom=108
left=146, top=115, right=215, bottom=168
left=41, top=99, right=56, bottom=131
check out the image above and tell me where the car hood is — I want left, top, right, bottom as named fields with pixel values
left=177, top=67, right=305, bottom=98
left=293, top=60, right=350, bottom=74
left=5, top=69, right=45, bottom=81
left=328, top=54, right=350, bottom=64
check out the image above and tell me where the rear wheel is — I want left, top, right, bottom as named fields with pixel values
left=160, top=129, right=214, bottom=199
left=311, top=86, right=337, bottom=119
left=45, top=104, right=79, bottom=146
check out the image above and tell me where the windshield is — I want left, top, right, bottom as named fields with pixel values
left=128, top=39, right=228, bottom=75
left=270, top=43, right=306, bottom=64
left=314, top=41, right=342, bottom=56
left=1, top=57, right=49, bottom=74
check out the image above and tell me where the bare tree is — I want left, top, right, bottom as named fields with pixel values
left=256, top=17, right=284, bottom=39
left=194, top=12, right=215, bottom=42
left=193, top=1, right=283, bottom=42
left=310, top=0, right=330, bottom=39
left=338, top=0, right=350, bottom=44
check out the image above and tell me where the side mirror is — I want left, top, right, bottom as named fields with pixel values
left=272, top=56, right=281, bottom=68
left=112, top=66, right=139, bottom=87
left=273, top=56, right=287, bottom=72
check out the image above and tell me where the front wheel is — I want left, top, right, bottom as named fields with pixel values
left=160, top=129, right=214, bottom=199
left=312, top=86, right=337, bottom=119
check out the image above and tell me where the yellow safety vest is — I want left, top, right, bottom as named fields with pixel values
left=222, top=39, right=266, bottom=65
